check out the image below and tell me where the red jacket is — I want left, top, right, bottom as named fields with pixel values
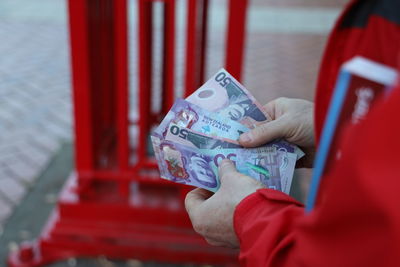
left=234, top=1, right=400, bottom=266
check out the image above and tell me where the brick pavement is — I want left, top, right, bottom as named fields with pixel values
left=0, top=0, right=345, bottom=246
left=0, top=1, right=71, bottom=230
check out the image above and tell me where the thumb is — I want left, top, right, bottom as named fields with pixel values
left=218, top=159, right=238, bottom=183
left=239, top=117, right=289, bottom=147
left=185, top=188, right=213, bottom=214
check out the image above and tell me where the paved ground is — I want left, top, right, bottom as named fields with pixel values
left=0, top=0, right=72, bottom=230
left=1, top=144, right=205, bottom=267
left=0, top=0, right=346, bottom=265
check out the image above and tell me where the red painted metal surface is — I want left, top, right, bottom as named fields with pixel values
left=8, top=0, right=248, bottom=266
left=225, top=0, right=249, bottom=81
left=161, top=0, right=176, bottom=113
left=184, top=0, right=210, bottom=97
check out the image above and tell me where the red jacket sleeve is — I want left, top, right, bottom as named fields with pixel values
left=234, top=190, right=303, bottom=266
left=234, top=86, right=400, bottom=267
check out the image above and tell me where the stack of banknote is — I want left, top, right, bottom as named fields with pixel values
left=151, top=69, right=304, bottom=194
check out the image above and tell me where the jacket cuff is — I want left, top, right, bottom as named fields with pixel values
left=233, top=189, right=303, bottom=238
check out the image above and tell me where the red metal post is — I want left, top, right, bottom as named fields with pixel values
left=114, top=0, right=130, bottom=174
left=68, top=0, right=94, bottom=174
left=225, top=0, right=249, bottom=81
left=198, top=0, right=209, bottom=84
left=113, top=1, right=130, bottom=198
left=7, top=0, right=249, bottom=266
left=184, top=0, right=209, bottom=97
left=161, top=0, right=176, bottom=113
left=137, top=0, right=153, bottom=163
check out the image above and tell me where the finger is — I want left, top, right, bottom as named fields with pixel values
left=262, top=97, right=289, bottom=120
left=204, top=237, right=227, bottom=247
left=185, top=188, right=213, bottom=214
left=205, top=236, right=239, bottom=249
left=190, top=187, right=214, bottom=199
left=262, top=99, right=277, bottom=120
left=218, top=159, right=238, bottom=181
left=239, top=117, right=289, bottom=147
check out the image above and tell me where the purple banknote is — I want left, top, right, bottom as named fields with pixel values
left=151, top=136, right=220, bottom=191
left=185, top=69, right=303, bottom=159
left=277, top=151, right=297, bottom=194
left=186, top=68, right=271, bottom=129
left=151, top=68, right=303, bottom=194
left=235, top=147, right=282, bottom=191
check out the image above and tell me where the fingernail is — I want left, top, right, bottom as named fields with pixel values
left=240, top=133, right=252, bottom=143
left=218, top=159, right=232, bottom=168
left=219, top=159, right=229, bottom=166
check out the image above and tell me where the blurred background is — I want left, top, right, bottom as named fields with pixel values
left=0, top=0, right=347, bottom=266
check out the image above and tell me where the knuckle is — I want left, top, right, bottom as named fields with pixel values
left=253, top=123, right=269, bottom=136
left=219, top=172, right=230, bottom=184
left=276, top=97, right=288, bottom=104
left=184, top=192, right=194, bottom=207
left=192, top=220, right=207, bottom=236
left=184, top=196, right=192, bottom=211
left=205, top=238, right=222, bottom=247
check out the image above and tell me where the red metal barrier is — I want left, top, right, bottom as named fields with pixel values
left=8, top=0, right=248, bottom=266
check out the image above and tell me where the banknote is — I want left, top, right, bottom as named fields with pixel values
left=201, top=146, right=285, bottom=191
left=164, top=117, right=304, bottom=159
left=199, top=146, right=276, bottom=168
left=154, top=98, right=249, bottom=140
left=201, top=146, right=297, bottom=193
left=186, top=68, right=271, bottom=129
left=185, top=69, right=304, bottom=159
left=165, top=123, right=242, bottom=149
left=277, top=151, right=297, bottom=194
left=164, top=123, right=299, bottom=192
left=151, top=68, right=303, bottom=194
left=151, top=135, right=290, bottom=192
left=269, top=139, right=305, bottom=160
left=237, top=148, right=296, bottom=193
left=151, top=136, right=220, bottom=192
left=235, top=147, right=282, bottom=191
left=152, top=95, right=302, bottom=157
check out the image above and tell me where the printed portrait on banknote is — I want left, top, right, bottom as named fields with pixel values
left=158, top=141, right=218, bottom=189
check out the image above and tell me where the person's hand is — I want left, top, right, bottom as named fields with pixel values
left=239, top=97, right=315, bottom=168
left=185, top=159, right=264, bottom=248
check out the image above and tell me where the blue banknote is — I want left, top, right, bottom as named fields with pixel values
left=154, top=98, right=249, bottom=141
left=165, top=123, right=242, bottom=149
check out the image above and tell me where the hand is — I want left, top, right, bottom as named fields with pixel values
left=185, top=159, right=264, bottom=248
left=239, top=97, right=315, bottom=168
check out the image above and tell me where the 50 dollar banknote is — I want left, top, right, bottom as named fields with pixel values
left=154, top=98, right=249, bottom=140
left=166, top=122, right=304, bottom=160
left=185, top=69, right=304, bottom=159
left=165, top=123, right=242, bottom=149
left=186, top=68, right=271, bottom=129
left=152, top=134, right=295, bottom=192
